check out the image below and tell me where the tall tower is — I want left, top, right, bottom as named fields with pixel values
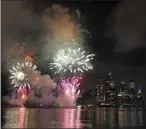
left=107, top=72, right=112, bottom=81
left=105, top=72, right=113, bottom=102
left=128, top=80, right=136, bottom=104
left=120, top=81, right=128, bottom=93
left=136, top=87, right=144, bottom=106
left=108, top=80, right=117, bottom=104
left=118, top=81, right=130, bottom=105
left=99, top=78, right=104, bottom=91
left=105, top=80, right=110, bottom=102
left=94, top=84, right=100, bottom=103
left=99, top=78, right=105, bottom=102
left=128, top=80, right=135, bottom=89
left=109, top=80, right=115, bottom=89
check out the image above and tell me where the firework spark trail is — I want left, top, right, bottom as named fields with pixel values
left=59, top=76, right=82, bottom=89
left=56, top=76, right=82, bottom=106
left=9, top=61, right=39, bottom=89
left=50, top=47, right=95, bottom=74
left=17, top=88, right=28, bottom=104
left=4, top=43, right=40, bottom=73
left=11, top=43, right=39, bottom=63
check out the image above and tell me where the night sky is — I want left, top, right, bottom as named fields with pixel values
left=2, top=0, right=146, bottom=100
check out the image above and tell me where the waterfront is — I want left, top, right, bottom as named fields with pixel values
left=2, top=107, right=145, bottom=129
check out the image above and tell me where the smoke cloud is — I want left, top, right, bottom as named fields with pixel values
left=3, top=75, right=57, bottom=106
left=56, top=94, right=76, bottom=107
left=27, top=75, right=56, bottom=105
left=2, top=1, right=41, bottom=71
left=3, top=74, right=78, bottom=107
left=106, top=0, right=146, bottom=52
left=42, top=4, right=80, bottom=42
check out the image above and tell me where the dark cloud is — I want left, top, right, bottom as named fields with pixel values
left=105, top=0, right=146, bottom=52
left=84, top=61, right=146, bottom=94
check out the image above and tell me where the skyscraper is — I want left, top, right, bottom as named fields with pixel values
left=120, top=81, right=128, bottom=93
left=99, top=78, right=104, bottom=91
left=118, top=81, right=130, bottom=105
left=128, top=80, right=136, bottom=104
left=136, top=87, right=144, bottom=106
left=108, top=81, right=117, bottom=104
left=105, top=80, right=110, bottom=102
left=99, top=78, right=105, bottom=103
left=94, top=84, right=100, bottom=104
left=107, top=72, right=112, bottom=80
left=105, top=73, right=113, bottom=103
left=128, top=80, right=135, bottom=89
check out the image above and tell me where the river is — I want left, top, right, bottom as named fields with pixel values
left=2, top=107, right=145, bottom=129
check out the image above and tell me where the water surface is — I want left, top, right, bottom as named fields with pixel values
left=2, top=107, right=145, bottom=129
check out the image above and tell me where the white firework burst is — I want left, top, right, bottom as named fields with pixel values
left=50, top=47, right=95, bottom=74
left=9, top=62, right=39, bottom=89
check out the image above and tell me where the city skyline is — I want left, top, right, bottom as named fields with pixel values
left=79, top=72, right=144, bottom=107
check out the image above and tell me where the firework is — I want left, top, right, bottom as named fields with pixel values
left=20, top=44, right=40, bottom=63
left=50, top=47, right=95, bottom=74
left=58, top=76, right=82, bottom=89
left=16, top=88, right=28, bottom=105
left=9, top=61, right=39, bottom=89
left=7, top=43, right=40, bottom=68
left=17, top=88, right=28, bottom=100
left=65, top=87, right=80, bottom=100
left=57, top=76, right=82, bottom=104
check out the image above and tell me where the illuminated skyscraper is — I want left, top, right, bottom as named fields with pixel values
left=107, top=72, right=112, bottom=80
left=105, top=80, right=110, bottom=102
left=93, top=78, right=106, bottom=104
left=94, top=84, right=100, bottom=102
left=118, top=81, right=130, bottom=105
left=120, top=81, right=128, bottom=93
left=136, top=87, right=144, bottom=106
left=128, top=80, right=136, bottom=104
left=99, top=78, right=104, bottom=91
left=105, top=73, right=114, bottom=103
left=108, top=81, right=117, bottom=104
left=99, top=78, right=105, bottom=103
left=128, top=80, right=135, bottom=89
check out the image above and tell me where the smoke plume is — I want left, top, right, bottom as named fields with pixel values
left=3, top=75, right=56, bottom=106
left=56, top=94, right=76, bottom=107
left=3, top=74, right=79, bottom=107
left=42, top=4, right=80, bottom=42
left=27, top=75, right=56, bottom=105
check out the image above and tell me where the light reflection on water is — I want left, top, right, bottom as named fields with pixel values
left=2, top=107, right=145, bottom=129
